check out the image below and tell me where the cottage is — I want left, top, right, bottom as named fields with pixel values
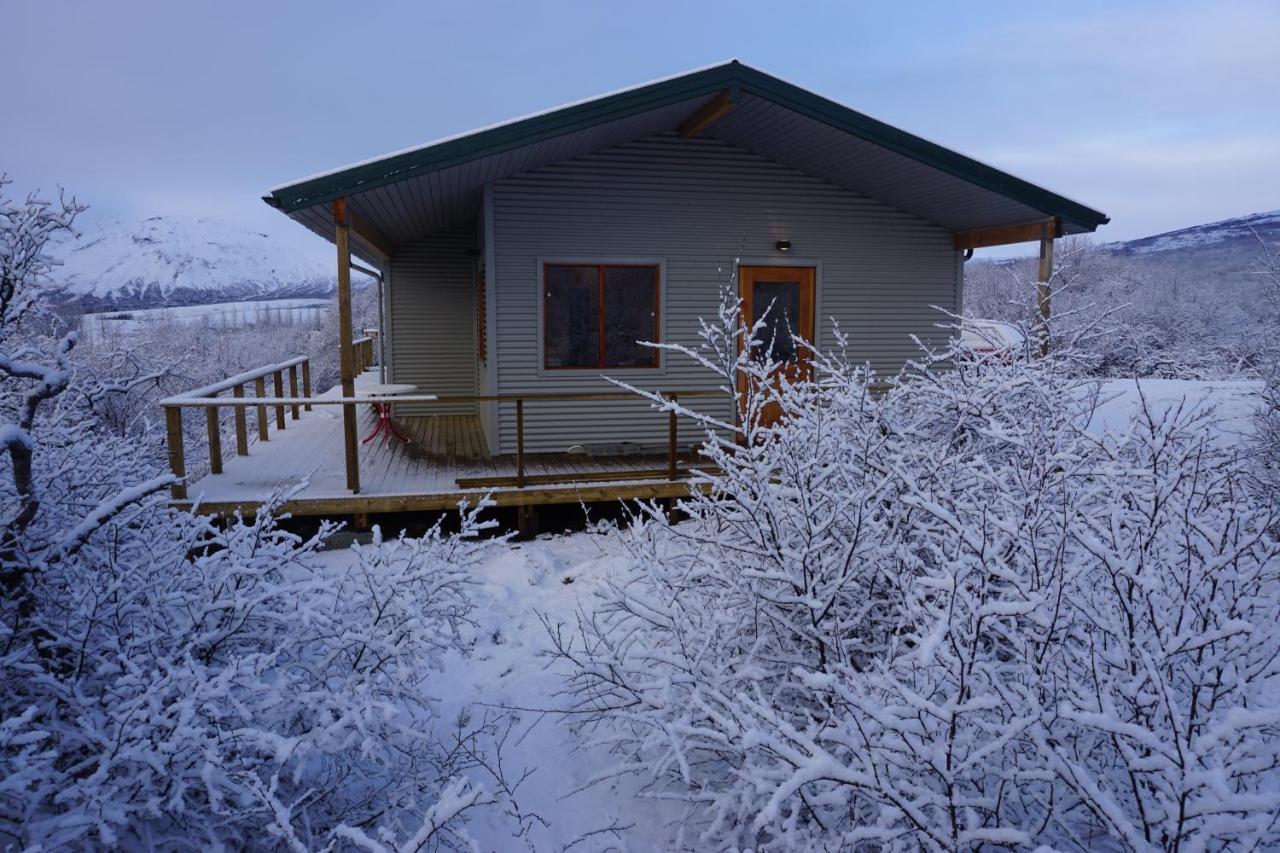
left=164, top=60, right=1107, bottom=518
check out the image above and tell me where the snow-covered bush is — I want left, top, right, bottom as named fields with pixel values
left=1257, top=363, right=1280, bottom=499
left=963, top=238, right=1273, bottom=379
left=68, top=282, right=379, bottom=477
left=2, top=179, right=499, bottom=849
left=1253, top=235, right=1280, bottom=499
left=549, top=296, right=1280, bottom=850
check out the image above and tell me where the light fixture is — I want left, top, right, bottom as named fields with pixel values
left=775, top=240, right=792, bottom=253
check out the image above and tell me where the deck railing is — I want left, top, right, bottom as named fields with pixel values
left=353, top=335, right=375, bottom=374
left=161, top=354, right=316, bottom=500
left=160, top=349, right=727, bottom=502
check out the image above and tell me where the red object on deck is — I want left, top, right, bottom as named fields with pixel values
left=362, top=401, right=410, bottom=444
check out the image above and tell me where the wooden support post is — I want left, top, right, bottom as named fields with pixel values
left=667, top=394, right=678, bottom=481
left=232, top=384, right=249, bottom=455
left=335, top=199, right=361, bottom=494
left=515, top=398, right=525, bottom=488
left=288, top=365, right=300, bottom=419
left=517, top=505, right=535, bottom=539
left=164, top=406, right=187, bottom=500
left=1037, top=221, right=1055, bottom=357
left=301, top=358, right=313, bottom=411
left=206, top=403, right=222, bottom=475
left=254, top=376, right=269, bottom=441
left=273, top=370, right=286, bottom=429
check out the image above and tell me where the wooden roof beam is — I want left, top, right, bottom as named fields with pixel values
left=345, top=207, right=394, bottom=260
left=679, top=87, right=738, bottom=138
left=954, top=217, right=1063, bottom=251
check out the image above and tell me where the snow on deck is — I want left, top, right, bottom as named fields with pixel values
left=183, top=370, right=686, bottom=511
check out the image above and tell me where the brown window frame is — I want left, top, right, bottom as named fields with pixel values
left=542, top=262, right=661, bottom=370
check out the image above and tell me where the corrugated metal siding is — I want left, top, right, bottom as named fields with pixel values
left=489, top=132, right=959, bottom=454
left=387, top=228, right=478, bottom=416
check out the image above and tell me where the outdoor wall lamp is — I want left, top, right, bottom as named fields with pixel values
left=775, top=240, right=792, bottom=253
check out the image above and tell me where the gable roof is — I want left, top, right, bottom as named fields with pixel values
left=265, top=60, right=1108, bottom=254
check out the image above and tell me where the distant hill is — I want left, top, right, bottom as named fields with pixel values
left=981, top=208, right=1280, bottom=284
left=1100, top=209, right=1280, bottom=284
left=50, top=215, right=339, bottom=310
left=1107, top=209, right=1280, bottom=257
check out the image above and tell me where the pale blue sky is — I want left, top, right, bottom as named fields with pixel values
left=8, top=0, right=1278, bottom=258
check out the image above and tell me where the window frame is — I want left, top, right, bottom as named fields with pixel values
left=540, top=260, right=663, bottom=371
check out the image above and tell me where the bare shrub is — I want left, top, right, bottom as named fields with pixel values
left=547, top=297, right=1280, bottom=850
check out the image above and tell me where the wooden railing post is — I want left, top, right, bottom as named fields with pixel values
left=288, top=365, right=300, bottom=420
left=515, top=398, right=525, bottom=487
left=164, top=405, right=187, bottom=500
left=273, top=370, right=286, bottom=429
left=254, top=376, right=269, bottom=441
left=301, top=358, right=312, bottom=411
left=668, top=394, right=678, bottom=480
left=232, top=384, right=249, bottom=455
left=206, top=401, right=223, bottom=475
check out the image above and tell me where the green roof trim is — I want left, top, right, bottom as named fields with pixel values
left=266, top=60, right=1109, bottom=232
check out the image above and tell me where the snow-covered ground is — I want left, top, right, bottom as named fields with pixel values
left=1087, top=377, right=1262, bottom=446
left=78, top=297, right=330, bottom=342
left=311, top=376, right=1267, bottom=849
left=320, top=531, right=683, bottom=850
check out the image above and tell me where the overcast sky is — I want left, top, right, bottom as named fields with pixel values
left=8, top=0, right=1278, bottom=259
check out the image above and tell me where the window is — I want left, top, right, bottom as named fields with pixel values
left=543, top=263, right=659, bottom=369
left=749, top=280, right=801, bottom=363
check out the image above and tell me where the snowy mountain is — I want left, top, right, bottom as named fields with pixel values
left=1107, top=209, right=1280, bottom=257
left=50, top=215, right=338, bottom=309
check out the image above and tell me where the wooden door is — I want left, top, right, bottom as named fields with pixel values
left=737, top=265, right=815, bottom=429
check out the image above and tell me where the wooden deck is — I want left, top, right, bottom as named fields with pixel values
left=401, top=414, right=490, bottom=462
left=176, top=372, right=703, bottom=517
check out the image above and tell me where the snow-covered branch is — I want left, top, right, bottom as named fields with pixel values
left=549, top=306, right=1280, bottom=850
